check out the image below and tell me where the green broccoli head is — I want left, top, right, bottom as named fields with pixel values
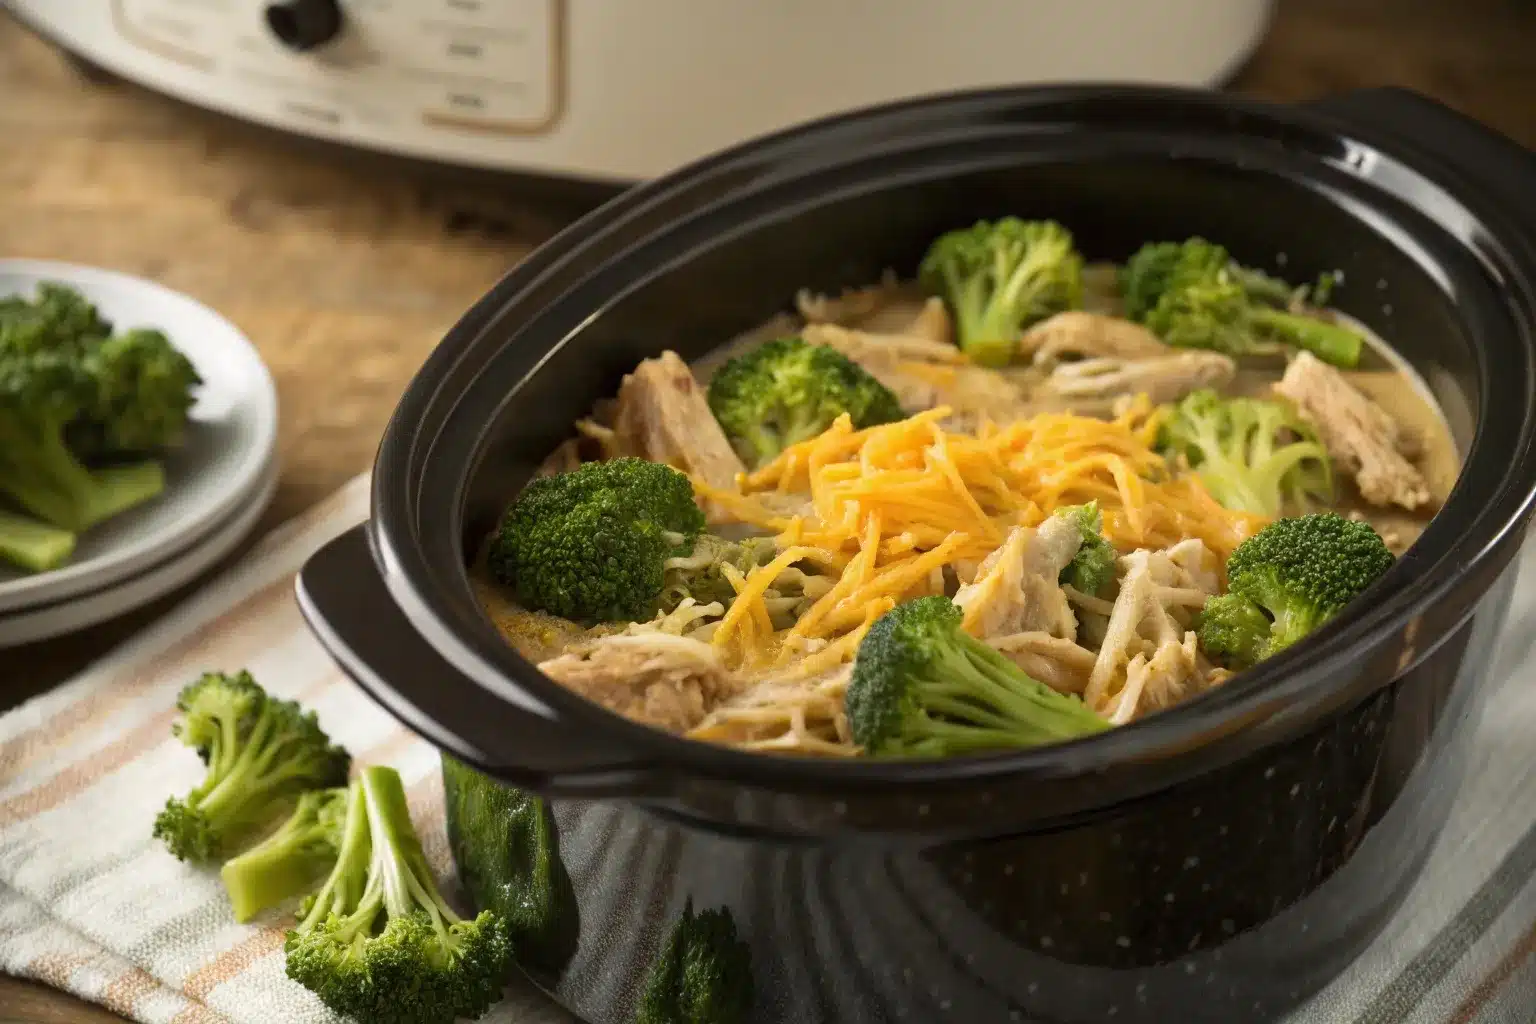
left=845, top=596, right=1109, bottom=757
left=1196, top=592, right=1275, bottom=670
left=0, top=343, right=166, bottom=533
left=706, top=336, right=903, bottom=468
left=918, top=218, right=1085, bottom=367
left=637, top=899, right=754, bottom=1024
left=441, top=754, right=579, bottom=977
left=487, top=457, right=706, bottom=623
left=0, top=282, right=112, bottom=356
left=153, top=671, right=350, bottom=862
left=220, top=787, right=348, bottom=923
left=70, top=328, right=202, bottom=458
left=1156, top=388, right=1334, bottom=518
left=285, top=767, right=514, bottom=1024
left=1128, top=239, right=1362, bottom=368
left=1197, top=513, right=1394, bottom=669
left=1053, top=501, right=1118, bottom=595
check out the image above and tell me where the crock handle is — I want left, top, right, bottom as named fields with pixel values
left=296, top=525, right=667, bottom=798
left=1306, top=87, right=1536, bottom=228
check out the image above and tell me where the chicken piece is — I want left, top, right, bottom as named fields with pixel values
left=953, top=516, right=1083, bottom=643
left=1106, top=633, right=1211, bottom=725
left=1274, top=351, right=1433, bottom=510
left=1036, top=351, right=1237, bottom=408
left=987, top=631, right=1098, bottom=694
left=796, top=276, right=953, bottom=343
left=538, top=632, right=742, bottom=733
left=1021, top=312, right=1168, bottom=368
left=606, top=351, right=747, bottom=518
left=1082, top=542, right=1223, bottom=714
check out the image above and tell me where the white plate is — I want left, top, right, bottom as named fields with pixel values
left=0, top=460, right=279, bottom=648
left=0, top=260, right=278, bottom=612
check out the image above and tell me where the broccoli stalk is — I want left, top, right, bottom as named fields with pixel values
left=706, top=336, right=904, bottom=468
left=919, top=218, right=1085, bottom=367
left=846, top=596, right=1109, bottom=757
left=153, top=672, right=350, bottom=862
left=284, top=767, right=513, bottom=1024
left=1156, top=389, right=1334, bottom=518
left=0, top=352, right=166, bottom=532
left=1124, top=239, right=1362, bottom=369
left=220, top=787, right=348, bottom=923
left=637, top=899, right=754, bottom=1024
left=1054, top=501, right=1118, bottom=595
left=0, top=508, right=76, bottom=573
left=1197, top=512, right=1395, bottom=669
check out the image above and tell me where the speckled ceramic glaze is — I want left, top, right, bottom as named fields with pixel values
left=298, top=86, right=1536, bottom=1023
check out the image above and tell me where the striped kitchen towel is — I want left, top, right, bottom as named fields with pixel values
left=0, top=471, right=1534, bottom=1023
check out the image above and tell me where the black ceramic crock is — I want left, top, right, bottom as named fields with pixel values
left=297, top=86, right=1536, bottom=1024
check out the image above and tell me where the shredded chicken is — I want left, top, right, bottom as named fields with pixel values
left=1275, top=351, right=1432, bottom=510
left=538, top=632, right=743, bottom=732
left=1021, top=312, right=1168, bottom=367
left=796, top=275, right=952, bottom=343
left=1082, top=542, right=1225, bottom=721
left=1035, top=351, right=1237, bottom=408
left=592, top=351, right=746, bottom=520
left=953, top=516, right=1083, bottom=643
left=987, top=631, right=1098, bottom=694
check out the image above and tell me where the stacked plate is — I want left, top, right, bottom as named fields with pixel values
left=0, top=260, right=279, bottom=647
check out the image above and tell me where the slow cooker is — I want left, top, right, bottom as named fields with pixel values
left=294, top=83, right=1536, bottom=1023
left=5, top=0, right=1274, bottom=182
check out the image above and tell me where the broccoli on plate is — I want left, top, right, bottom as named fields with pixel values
left=0, top=507, right=76, bottom=573
left=636, top=899, right=754, bottom=1024
left=285, top=766, right=513, bottom=1024
left=918, top=218, right=1085, bottom=367
left=153, top=671, right=350, bottom=862
left=486, top=457, right=706, bottom=624
left=1156, top=388, right=1334, bottom=518
left=706, top=335, right=903, bottom=468
left=220, top=787, right=348, bottom=923
left=1196, top=512, right=1395, bottom=669
left=845, top=596, right=1109, bottom=757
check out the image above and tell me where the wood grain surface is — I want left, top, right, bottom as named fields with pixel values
left=3, top=0, right=1535, bottom=1019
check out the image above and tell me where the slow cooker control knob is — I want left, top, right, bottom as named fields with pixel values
left=264, top=0, right=344, bottom=52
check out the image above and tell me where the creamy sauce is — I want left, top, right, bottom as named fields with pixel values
left=480, top=283, right=1461, bottom=646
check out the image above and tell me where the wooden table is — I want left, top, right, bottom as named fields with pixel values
left=3, top=0, right=1535, bottom=1019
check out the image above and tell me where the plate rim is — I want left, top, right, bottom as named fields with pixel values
left=0, top=459, right=281, bottom=647
left=0, top=259, right=280, bottom=611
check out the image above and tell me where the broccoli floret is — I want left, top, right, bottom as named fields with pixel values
left=0, top=282, right=112, bottom=355
left=1120, top=238, right=1334, bottom=319
left=0, top=507, right=76, bottom=573
left=845, top=596, right=1110, bottom=757
left=1053, top=501, right=1118, bottom=596
left=70, top=328, right=202, bottom=458
left=1156, top=389, right=1334, bottom=518
left=1196, top=513, right=1395, bottom=669
left=285, top=767, right=513, bottom=1024
left=918, top=218, right=1085, bottom=367
left=706, top=336, right=903, bottom=468
left=637, top=899, right=754, bottom=1024
left=1196, top=592, right=1274, bottom=670
left=441, top=754, right=579, bottom=977
left=221, top=787, right=348, bottom=923
left=153, top=672, right=350, bottom=862
left=0, top=349, right=166, bottom=532
left=1126, top=239, right=1362, bottom=368
left=487, top=457, right=706, bottom=623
